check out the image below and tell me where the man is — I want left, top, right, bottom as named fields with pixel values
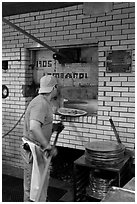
left=21, top=75, right=64, bottom=202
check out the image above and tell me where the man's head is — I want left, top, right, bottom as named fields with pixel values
left=38, top=75, right=58, bottom=95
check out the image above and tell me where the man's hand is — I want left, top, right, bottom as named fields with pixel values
left=52, top=122, right=64, bottom=134
left=43, top=145, right=57, bottom=157
left=50, top=147, right=58, bottom=157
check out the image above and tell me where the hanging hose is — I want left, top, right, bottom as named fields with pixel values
left=2, top=111, right=63, bottom=138
left=2, top=111, right=25, bottom=138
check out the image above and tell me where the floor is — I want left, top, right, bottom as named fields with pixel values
left=2, top=174, right=73, bottom=202
left=2, top=147, right=83, bottom=202
left=49, top=177, right=73, bottom=202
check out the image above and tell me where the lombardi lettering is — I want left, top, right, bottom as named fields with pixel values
left=47, top=72, right=88, bottom=79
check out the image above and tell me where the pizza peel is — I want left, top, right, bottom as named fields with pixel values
left=109, top=118, right=122, bottom=144
left=35, top=123, right=64, bottom=201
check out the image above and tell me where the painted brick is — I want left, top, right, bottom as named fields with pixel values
left=128, top=44, right=135, bottom=50
left=98, top=96, right=111, bottom=101
left=98, top=65, right=105, bottom=71
left=39, top=19, right=50, bottom=24
left=111, top=117, right=126, bottom=122
left=105, top=101, right=120, bottom=107
left=97, top=135, right=111, bottom=140
left=129, top=24, right=135, bottom=29
left=53, top=7, right=64, bottom=13
left=129, top=98, right=135, bottom=103
left=64, top=15, right=76, bottom=21
left=51, top=17, right=63, bottom=23
left=45, top=13, right=56, bottom=19
left=129, top=12, right=135, bottom=18
left=98, top=100, right=103, bottom=106
left=112, top=77, right=127, bottom=81
left=64, top=5, right=78, bottom=11
left=99, top=36, right=111, bottom=41
left=98, top=15, right=112, bottom=22
left=64, top=34, right=76, bottom=40
left=69, top=9, right=82, bottom=15
left=112, top=35, right=128, bottom=40
left=112, top=45, right=128, bottom=50
left=119, top=122, right=134, bottom=128
left=127, top=129, right=135, bottom=134
left=98, top=26, right=112, bottom=32
left=83, top=132, right=95, bottom=138
left=57, top=21, right=69, bottom=26
left=83, top=123, right=96, bottom=129
left=129, top=2, right=135, bottom=7
left=69, top=19, right=82, bottom=25
left=83, top=17, right=96, bottom=23
left=84, top=27, right=97, bottom=33
left=106, top=30, right=121, bottom=36
left=122, top=82, right=135, bottom=86
left=77, top=14, right=84, bottom=20
left=64, top=25, right=76, bottom=30
left=98, top=46, right=111, bottom=51
left=122, top=7, right=135, bottom=14
left=109, top=112, right=119, bottom=117
left=113, top=24, right=128, bottom=31
left=113, top=87, right=128, bottom=92
left=112, top=107, right=127, bottom=112
left=69, top=140, right=82, bottom=145
left=64, top=135, right=75, bottom=140
left=56, top=11, right=68, bottom=17
left=89, top=128, right=103, bottom=134
left=113, top=2, right=129, bottom=9
left=77, top=33, right=90, bottom=38
left=98, top=76, right=110, bottom=81
left=113, top=97, right=128, bottom=102
left=98, top=87, right=112, bottom=92
left=106, top=19, right=121, bottom=25
left=106, top=82, right=121, bottom=86
left=113, top=13, right=128, bottom=20
left=120, top=112, right=135, bottom=118
left=120, top=102, right=134, bottom=108
left=106, top=41, right=119, bottom=46
left=77, top=23, right=90, bottom=29
left=70, top=29, right=82, bottom=34
left=121, top=39, right=135, bottom=45
left=58, top=138, right=70, bottom=143
left=111, top=9, right=121, bottom=15
left=91, top=22, right=105, bottom=27
left=127, top=138, right=135, bottom=143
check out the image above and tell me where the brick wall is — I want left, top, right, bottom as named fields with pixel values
left=2, top=2, right=135, bottom=169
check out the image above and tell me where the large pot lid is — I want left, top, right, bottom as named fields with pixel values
left=84, top=141, right=125, bottom=153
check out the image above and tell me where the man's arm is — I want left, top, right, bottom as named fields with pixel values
left=30, top=119, right=50, bottom=149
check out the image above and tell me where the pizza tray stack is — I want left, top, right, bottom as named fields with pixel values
left=86, top=170, right=116, bottom=200
left=85, top=141, right=125, bottom=167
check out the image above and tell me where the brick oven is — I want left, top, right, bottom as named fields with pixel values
left=2, top=2, right=135, bottom=178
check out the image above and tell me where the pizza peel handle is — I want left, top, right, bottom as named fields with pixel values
left=109, top=118, right=121, bottom=144
left=35, top=131, right=61, bottom=202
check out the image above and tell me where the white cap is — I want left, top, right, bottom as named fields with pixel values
left=38, top=75, right=57, bottom=94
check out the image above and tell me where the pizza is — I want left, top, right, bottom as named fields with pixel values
left=58, top=107, right=87, bottom=117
